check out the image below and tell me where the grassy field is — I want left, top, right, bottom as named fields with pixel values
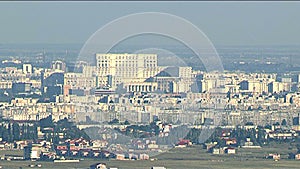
left=0, top=150, right=23, bottom=156
left=0, top=145, right=299, bottom=169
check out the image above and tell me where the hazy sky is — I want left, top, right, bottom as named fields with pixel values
left=1, top=1, right=300, bottom=46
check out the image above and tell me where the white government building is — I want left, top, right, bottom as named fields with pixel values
left=96, top=53, right=163, bottom=92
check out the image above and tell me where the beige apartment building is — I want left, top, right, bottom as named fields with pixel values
left=64, top=72, right=96, bottom=89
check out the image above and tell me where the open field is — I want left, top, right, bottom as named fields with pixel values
left=0, top=145, right=299, bottom=169
left=0, top=150, right=23, bottom=156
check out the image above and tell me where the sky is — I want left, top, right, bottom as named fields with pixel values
left=0, top=1, right=300, bottom=46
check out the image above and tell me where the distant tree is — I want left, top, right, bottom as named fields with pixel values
left=226, top=91, right=231, bottom=99
left=7, top=123, right=12, bottom=142
left=56, top=118, right=72, bottom=128
left=52, top=134, right=59, bottom=145
left=176, top=120, right=182, bottom=125
left=0, top=124, right=9, bottom=141
left=264, top=124, right=272, bottom=130
left=12, top=122, right=20, bottom=141
left=27, top=124, right=38, bottom=140
left=86, top=116, right=92, bottom=123
left=273, top=122, right=280, bottom=126
left=245, top=122, right=254, bottom=126
left=247, top=106, right=252, bottom=111
left=124, top=120, right=130, bottom=125
left=281, top=119, right=287, bottom=126
left=33, top=123, right=38, bottom=141
left=20, top=124, right=25, bottom=140
left=39, top=115, right=54, bottom=128
left=296, top=144, right=300, bottom=153
left=50, top=118, right=90, bottom=143
left=185, top=128, right=201, bottom=143
left=22, top=124, right=29, bottom=140
left=108, top=118, right=119, bottom=124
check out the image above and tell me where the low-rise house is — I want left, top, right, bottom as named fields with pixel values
left=81, top=150, right=91, bottom=157
left=0, top=142, right=14, bottom=150
left=15, top=140, right=29, bottom=150
left=71, top=151, right=79, bottom=156
left=204, top=142, right=217, bottom=151
left=92, top=140, right=108, bottom=150
left=0, top=143, right=4, bottom=150
left=175, top=139, right=192, bottom=148
left=127, top=153, right=138, bottom=160
left=243, top=137, right=255, bottom=147
left=224, top=138, right=237, bottom=145
left=56, top=145, right=68, bottom=155
left=37, top=127, right=45, bottom=140
left=137, top=142, right=146, bottom=149
left=151, top=167, right=166, bottom=169
left=266, top=153, right=280, bottom=161
left=24, top=144, right=48, bottom=161
left=268, top=130, right=297, bottom=140
left=139, top=153, right=149, bottom=160
left=115, top=153, right=125, bottom=160
left=102, top=151, right=111, bottom=158
left=225, top=147, right=236, bottom=154
left=175, top=144, right=187, bottom=148
left=40, top=151, right=56, bottom=161
left=221, top=129, right=231, bottom=137
left=147, top=143, right=159, bottom=150
left=92, top=150, right=102, bottom=158
left=90, top=163, right=107, bottom=169
left=212, top=148, right=224, bottom=155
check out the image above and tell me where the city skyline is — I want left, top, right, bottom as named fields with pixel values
left=1, top=2, right=300, bottom=169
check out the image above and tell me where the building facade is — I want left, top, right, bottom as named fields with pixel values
left=96, top=53, right=161, bottom=90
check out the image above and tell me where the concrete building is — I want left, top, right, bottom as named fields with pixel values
left=0, top=81, right=12, bottom=89
left=96, top=53, right=161, bottom=89
left=12, top=82, right=32, bottom=94
left=83, top=65, right=97, bottom=77
left=239, top=80, right=269, bottom=94
left=64, top=72, right=96, bottom=90
left=124, top=82, right=158, bottom=93
left=268, top=81, right=291, bottom=93
left=51, top=60, right=66, bottom=72
left=22, top=64, right=32, bottom=74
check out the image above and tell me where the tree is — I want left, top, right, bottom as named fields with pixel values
left=7, top=123, right=12, bottom=142
left=108, top=118, right=119, bottom=124
left=27, top=124, right=38, bottom=140
left=257, top=126, right=267, bottom=146
left=39, top=115, right=54, bottom=128
left=32, top=123, right=38, bottom=141
left=20, top=124, right=25, bottom=140
left=0, top=124, right=9, bottom=142
left=265, top=124, right=272, bottom=130
left=12, top=122, right=20, bottom=141
left=245, top=122, right=254, bottom=126
left=124, top=120, right=130, bottom=125
left=281, top=119, right=287, bottom=126
left=296, top=144, right=300, bottom=153
left=273, top=122, right=280, bottom=126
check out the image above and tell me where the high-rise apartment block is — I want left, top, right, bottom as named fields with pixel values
left=23, top=64, right=32, bottom=74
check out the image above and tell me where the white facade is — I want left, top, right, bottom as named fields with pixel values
left=23, top=64, right=32, bottom=74
left=64, top=72, right=96, bottom=89
left=96, top=53, right=161, bottom=89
